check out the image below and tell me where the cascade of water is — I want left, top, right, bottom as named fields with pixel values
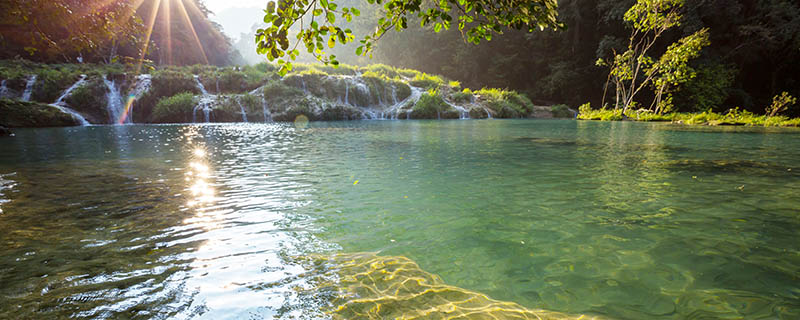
left=193, top=75, right=215, bottom=123
left=0, top=80, right=8, bottom=98
left=484, top=107, right=493, bottom=119
left=261, top=97, right=272, bottom=122
left=215, top=78, right=220, bottom=94
left=236, top=98, right=248, bottom=122
left=344, top=81, right=350, bottom=105
left=22, top=75, right=37, bottom=101
left=103, top=77, right=124, bottom=124
left=301, top=79, right=307, bottom=93
left=386, top=86, right=423, bottom=119
left=51, top=75, right=90, bottom=125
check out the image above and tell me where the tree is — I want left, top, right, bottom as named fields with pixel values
left=255, top=0, right=562, bottom=74
left=0, top=0, right=144, bottom=63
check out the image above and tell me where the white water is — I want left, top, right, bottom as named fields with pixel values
left=484, top=107, right=493, bottom=119
left=0, top=80, right=8, bottom=98
left=103, top=77, right=124, bottom=124
left=387, top=86, right=423, bottom=120
left=261, top=97, right=272, bottom=122
left=51, top=75, right=90, bottom=125
left=193, top=75, right=214, bottom=123
left=236, top=99, right=248, bottom=122
left=22, top=75, right=36, bottom=101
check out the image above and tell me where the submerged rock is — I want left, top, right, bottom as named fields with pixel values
left=0, top=125, right=11, bottom=136
left=283, top=252, right=607, bottom=320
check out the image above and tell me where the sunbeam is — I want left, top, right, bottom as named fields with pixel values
left=174, top=0, right=209, bottom=65
left=119, top=0, right=162, bottom=124
left=163, top=0, right=173, bottom=65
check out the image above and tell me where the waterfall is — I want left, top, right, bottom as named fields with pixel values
left=51, top=75, right=90, bottom=125
left=0, top=80, right=8, bottom=98
left=194, top=75, right=209, bottom=95
left=103, top=77, right=124, bottom=124
left=344, top=81, right=349, bottom=105
left=193, top=75, right=214, bottom=123
left=22, top=75, right=36, bottom=101
left=261, top=97, right=272, bottom=122
left=386, top=86, right=423, bottom=119
left=236, top=98, right=248, bottom=122
left=484, top=107, right=493, bottom=119
left=301, top=79, right=307, bottom=93
left=125, top=74, right=152, bottom=123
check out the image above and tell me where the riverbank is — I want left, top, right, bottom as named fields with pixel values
left=0, top=60, right=571, bottom=128
left=578, top=107, right=800, bottom=127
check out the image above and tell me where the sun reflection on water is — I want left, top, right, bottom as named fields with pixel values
left=185, top=147, right=216, bottom=208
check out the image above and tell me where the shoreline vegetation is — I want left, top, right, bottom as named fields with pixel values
left=0, top=59, right=573, bottom=129
left=577, top=103, right=800, bottom=128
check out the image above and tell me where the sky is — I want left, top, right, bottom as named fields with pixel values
left=203, top=0, right=266, bottom=40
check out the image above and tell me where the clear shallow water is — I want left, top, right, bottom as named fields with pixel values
left=0, top=120, right=798, bottom=319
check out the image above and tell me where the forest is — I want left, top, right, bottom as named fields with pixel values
left=2, top=0, right=798, bottom=118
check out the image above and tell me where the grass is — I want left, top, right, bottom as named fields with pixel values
left=408, top=73, right=445, bottom=90
left=474, top=88, right=534, bottom=118
left=578, top=105, right=800, bottom=127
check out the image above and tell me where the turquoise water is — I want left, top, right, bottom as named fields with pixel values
left=0, top=120, right=798, bottom=319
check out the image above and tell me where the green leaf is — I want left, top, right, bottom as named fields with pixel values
left=352, top=8, right=360, bottom=16
left=327, top=12, right=336, bottom=23
left=356, top=46, right=363, bottom=55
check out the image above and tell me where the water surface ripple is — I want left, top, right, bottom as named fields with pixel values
left=0, top=120, right=798, bottom=319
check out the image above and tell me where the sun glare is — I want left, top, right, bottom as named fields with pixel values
left=118, top=0, right=212, bottom=124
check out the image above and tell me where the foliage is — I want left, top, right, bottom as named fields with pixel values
left=598, top=0, right=711, bottom=114
left=151, top=93, right=196, bottom=123
left=766, top=92, right=797, bottom=117
left=411, top=90, right=449, bottom=118
left=255, top=0, right=562, bottom=74
left=64, top=77, right=110, bottom=122
left=0, top=0, right=144, bottom=63
left=474, top=88, right=534, bottom=117
left=677, top=62, right=736, bottom=112
left=578, top=104, right=800, bottom=127
left=450, top=91, right=474, bottom=104
left=551, top=104, right=573, bottom=118
left=408, top=73, right=445, bottom=90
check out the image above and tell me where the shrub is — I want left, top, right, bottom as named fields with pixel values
left=412, top=90, right=450, bottom=119
left=474, top=88, right=534, bottom=118
left=261, top=80, right=304, bottom=100
left=409, top=73, right=445, bottom=90
left=450, top=91, right=474, bottom=104
left=151, top=93, right=196, bottom=123
left=551, top=104, right=573, bottom=118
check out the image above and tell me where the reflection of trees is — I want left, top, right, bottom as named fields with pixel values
left=575, top=121, right=674, bottom=226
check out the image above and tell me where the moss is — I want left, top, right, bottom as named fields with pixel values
left=63, top=76, right=109, bottom=123
left=261, top=80, right=304, bottom=100
left=474, top=88, right=534, bottom=118
left=450, top=91, right=474, bottom=104
left=361, top=64, right=399, bottom=79
left=408, top=73, right=445, bottom=90
left=135, top=69, right=199, bottom=121
left=411, top=91, right=450, bottom=119
left=551, top=104, right=574, bottom=118
left=151, top=93, right=196, bottom=123
left=0, top=98, right=80, bottom=127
